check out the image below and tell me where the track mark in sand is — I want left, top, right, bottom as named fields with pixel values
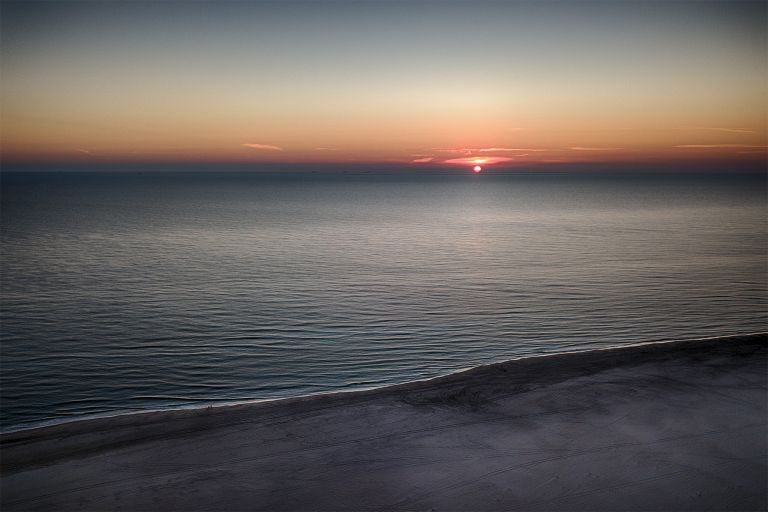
left=2, top=398, right=386, bottom=473
left=1, top=405, right=593, bottom=508
left=630, top=370, right=765, bottom=409
left=383, top=422, right=766, bottom=510
left=524, top=455, right=766, bottom=507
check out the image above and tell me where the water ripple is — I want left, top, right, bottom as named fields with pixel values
left=1, top=171, right=765, bottom=430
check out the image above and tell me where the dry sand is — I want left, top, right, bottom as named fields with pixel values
left=1, top=333, right=766, bottom=511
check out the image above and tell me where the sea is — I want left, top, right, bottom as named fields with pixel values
left=1, top=169, right=765, bottom=431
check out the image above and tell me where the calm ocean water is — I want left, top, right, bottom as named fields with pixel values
left=1, top=170, right=766, bottom=430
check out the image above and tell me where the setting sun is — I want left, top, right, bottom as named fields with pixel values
left=473, top=165, right=482, bottom=173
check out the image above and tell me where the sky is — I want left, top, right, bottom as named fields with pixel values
left=1, top=0, right=766, bottom=169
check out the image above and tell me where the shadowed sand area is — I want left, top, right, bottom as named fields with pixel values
left=1, top=333, right=766, bottom=511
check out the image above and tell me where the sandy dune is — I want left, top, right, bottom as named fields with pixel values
left=1, top=333, right=766, bottom=511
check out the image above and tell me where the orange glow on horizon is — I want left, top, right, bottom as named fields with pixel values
left=1, top=1, right=765, bottom=169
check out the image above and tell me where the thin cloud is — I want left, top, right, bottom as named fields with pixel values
left=433, top=147, right=546, bottom=154
left=432, top=148, right=473, bottom=154
left=476, top=147, right=538, bottom=153
left=76, top=148, right=94, bottom=156
left=242, top=143, right=283, bottom=151
left=569, top=147, right=623, bottom=151
left=313, top=147, right=337, bottom=151
left=412, top=157, right=434, bottom=163
left=675, top=144, right=767, bottom=149
left=443, top=156, right=515, bottom=165
left=693, top=127, right=755, bottom=134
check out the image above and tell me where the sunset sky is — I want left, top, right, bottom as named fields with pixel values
left=1, top=0, right=766, bottom=168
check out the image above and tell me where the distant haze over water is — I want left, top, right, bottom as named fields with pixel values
left=1, top=170, right=765, bottom=430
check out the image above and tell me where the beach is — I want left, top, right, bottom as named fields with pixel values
left=1, top=333, right=766, bottom=511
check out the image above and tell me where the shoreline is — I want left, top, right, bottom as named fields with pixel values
left=2, top=331, right=764, bottom=437
left=2, top=332, right=766, bottom=511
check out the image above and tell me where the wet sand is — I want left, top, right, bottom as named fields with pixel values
left=1, top=333, right=766, bottom=511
